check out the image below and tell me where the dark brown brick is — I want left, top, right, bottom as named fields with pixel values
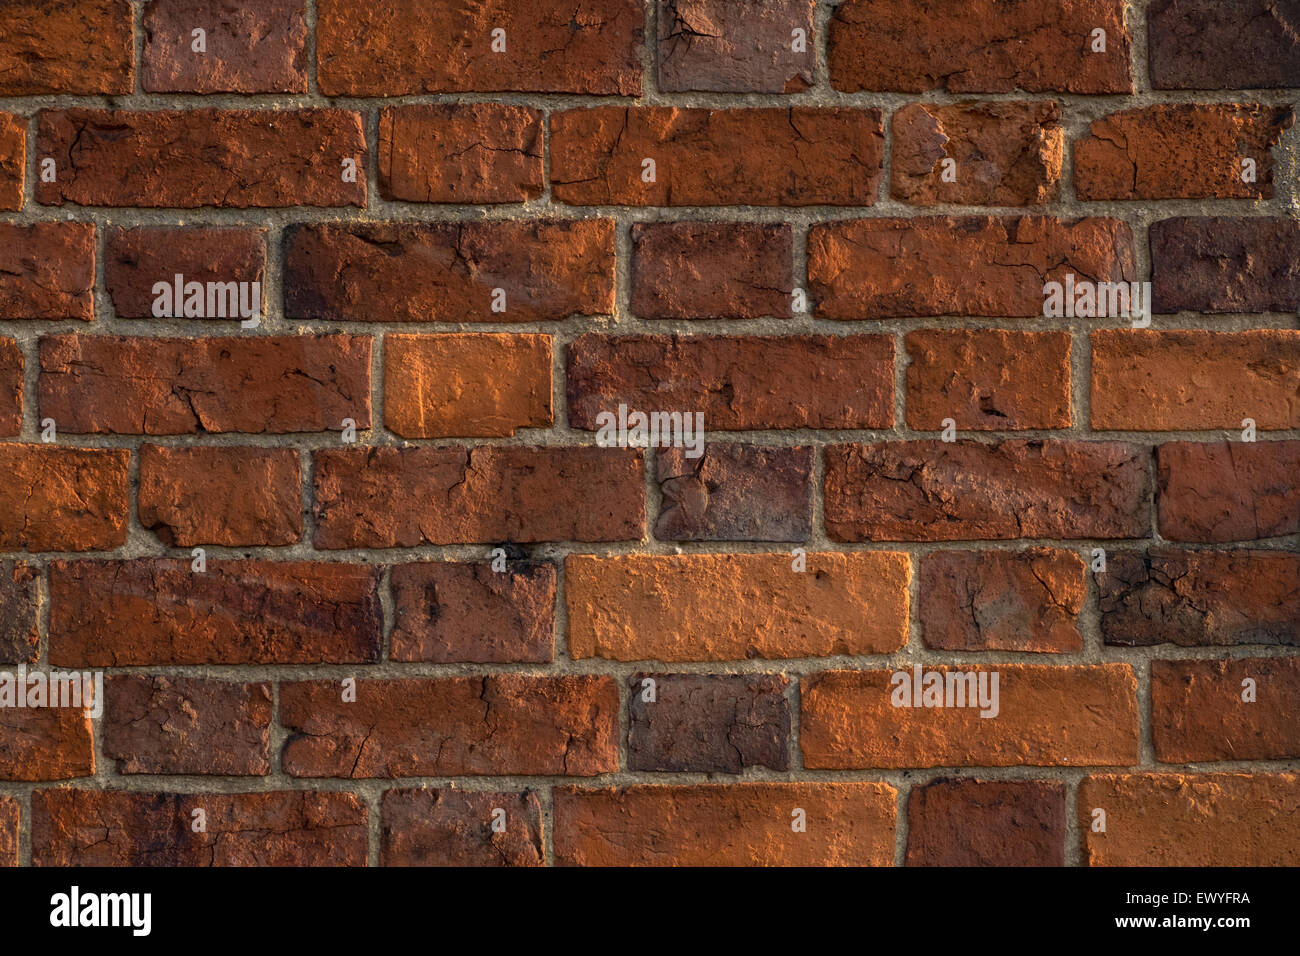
left=657, top=0, right=815, bottom=93
left=0, top=561, right=41, bottom=664
left=103, top=676, right=272, bottom=775
left=1158, top=441, right=1300, bottom=542
left=1151, top=217, right=1300, bottom=314
left=0, top=338, right=21, bottom=435
left=49, top=559, right=383, bottom=666
left=907, top=779, right=1066, bottom=866
left=1149, top=0, right=1300, bottom=89
left=143, top=0, right=308, bottom=93
left=0, top=223, right=95, bottom=321
left=0, top=797, right=15, bottom=866
left=104, top=227, right=266, bottom=319
left=390, top=562, right=555, bottom=664
left=628, top=673, right=790, bottom=773
left=381, top=789, right=544, bottom=867
left=0, top=113, right=24, bottom=211
left=656, top=443, right=813, bottom=542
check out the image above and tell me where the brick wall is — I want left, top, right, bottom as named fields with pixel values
left=0, top=0, right=1297, bottom=867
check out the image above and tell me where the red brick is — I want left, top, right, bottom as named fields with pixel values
left=104, top=227, right=266, bottom=319
left=1080, top=773, right=1300, bottom=866
left=1157, top=441, right=1300, bottom=542
left=808, top=217, right=1135, bottom=318
left=830, top=0, right=1131, bottom=93
left=554, top=783, right=896, bottom=866
left=905, top=329, right=1072, bottom=430
left=0, top=223, right=95, bottom=321
left=1076, top=104, right=1293, bottom=200
left=567, top=552, right=910, bottom=661
left=1092, top=330, right=1300, bottom=431
left=138, top=445, right=302, bottom=547
left=103, top=676, right=272, bottom=775
left=0, top=561, right=41, bottom=664
left=31, top=789, right=368, bottom=866
left=567, top=334, right=893, bottom=430
left=384, top=334, right=552, bottom=438
left=49, top=559, right=382, bottom=666
left=381, top=789, right=544, bottom=867
left=0, top=0, right=134, bottom=95
left=825, top=441, right=1152, bottom=541
left=143, top=0, right=307, bottom=92
left=907, top=779, right=1066, bottom=866
left=1151, top=217, right=1300, bottom=314
left=317, top=0, right=643, bottom=96
left=0, top=338, right=21, bottom=435
left=36, top=109, right=366, bottom=208
left=281, top=676, right=619, bottom=777
left=0, top=445, right=129, bottom=553
left=389, top=562, right=555, bottom=664
left=802, top=665, right=1140, bottom=768
left=379, top=105, right=544, bottom=204
left=284, top=220, right=614, bottom=323
left=1153, top=658, right=1300, bottom=763
left=0, top=797, right=15, bottom=866
left=892, top=101, right=1063, bottom=206
left=1149, top=0, right=1300, bottom=90
left=0, top=704, right=95, bottom=782
left=656, top=443, right=813, bottom=542
left=0, top=113, right=24, bottom=211
left=920, top=549, right=1085, bottom=653
left=630, top=222, right=792, bottom=320
left=551, top=107, right=883, bottom=206
left=657, top=0, right=815, bottom=93
left=39, top=335, right=371, bottom=435
left=313, top=446, right=644, bottom=548
left=1100, top=549, right=1300, bottom=648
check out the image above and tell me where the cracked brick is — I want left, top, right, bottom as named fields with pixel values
left=104, top=226, right=266, bottom=319
left=656, top=443, right=813, bottom=542
left=0, top=223, right=95, bottom=321
left=657, top=0, right=815, bottom=93
left=381, top=789, right=544, bottom=867
left=1157, top=441, right=1300, bottom=542
left=0, top=445, right=129, bottom=553
left=143, top=0, right=308, bottom=93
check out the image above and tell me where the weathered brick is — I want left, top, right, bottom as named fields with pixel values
left=1151, top=217, right=1300, bottom=314
left=281, top=677, right=619, bottom=777
left=313, top=446, right=644, bottom=548
left=0, top=705, right=94, bottom=781
left=389, top=562, right=555, bottom=664
left=0, top=223, right=95, bottom=321
left=138, top=445, right=302, bottom=547
left=1099, top=549, right=1300, bottom=648
left=825, top=441, right=1152, bottom=541
left=0, top=562, right=41, bottom=664
left=317, top=0, right=643, bottom=96
left=0, top=113, right=24, bottom=211
left=36, top=109, right=366, bottom=208
left=630, top=222, right=792, bottom=320
left=1080, top=773, right=1300, bottom=866
left=551, top=107, right=883, bottom=206
left=554, top=783, right=896, bottom=865
left=0, top=0, right=134, bottom=95
left=1157, top=441, right=1300, bottom=542
left=39, top=335, right=371, bottom=435
left=103, top=676, right=272, bottom=775
left=1148, top=0, right=1300, bottom=90
left=802, top=665, right=1140, bottom=768
left=1153, top=658, right=1300, bottom=763
left=31, top=790, right=368, bottom=866
left=1093, top=330, right=1300, bottom=431
left=104, top=227, right=266, bottom=319
left=143, top=0, right=307, bottom=92
left=829, top=0, right=1131, bottom=93
left=0, top=797, right=15, bottom=866
left=284, top=220, right=615, bottom=322
left=809, top=217, right=1135, bottom=318
left=656, top=443, right=813, bottom=542
left=0, top=338, right=21, bottom=435
left=892, top=101, right=1062, bottom=205
left=567, top=552, right=910, bottom=661
left=628, top=673, right=790, bottom=773
left=379, top=105, right=544, bottom=204
left=905, top=330, right=1072, bottom=430
left=657, top=0, right=814, bottom=93
left=568, top=334, right=893, bottom=430
left=381, top=789, right=544, bottom=867
left=920, top=549, right=1085, bottom=653
left=384, top=334, right=552, bottom=438
left=0, top=446, right=129, bottom=553
left=49, top=559, right=383, bottom=666
left=907, top=779, right=1066, bottom=866
left=1076, top=104, right=1294, bottom=200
